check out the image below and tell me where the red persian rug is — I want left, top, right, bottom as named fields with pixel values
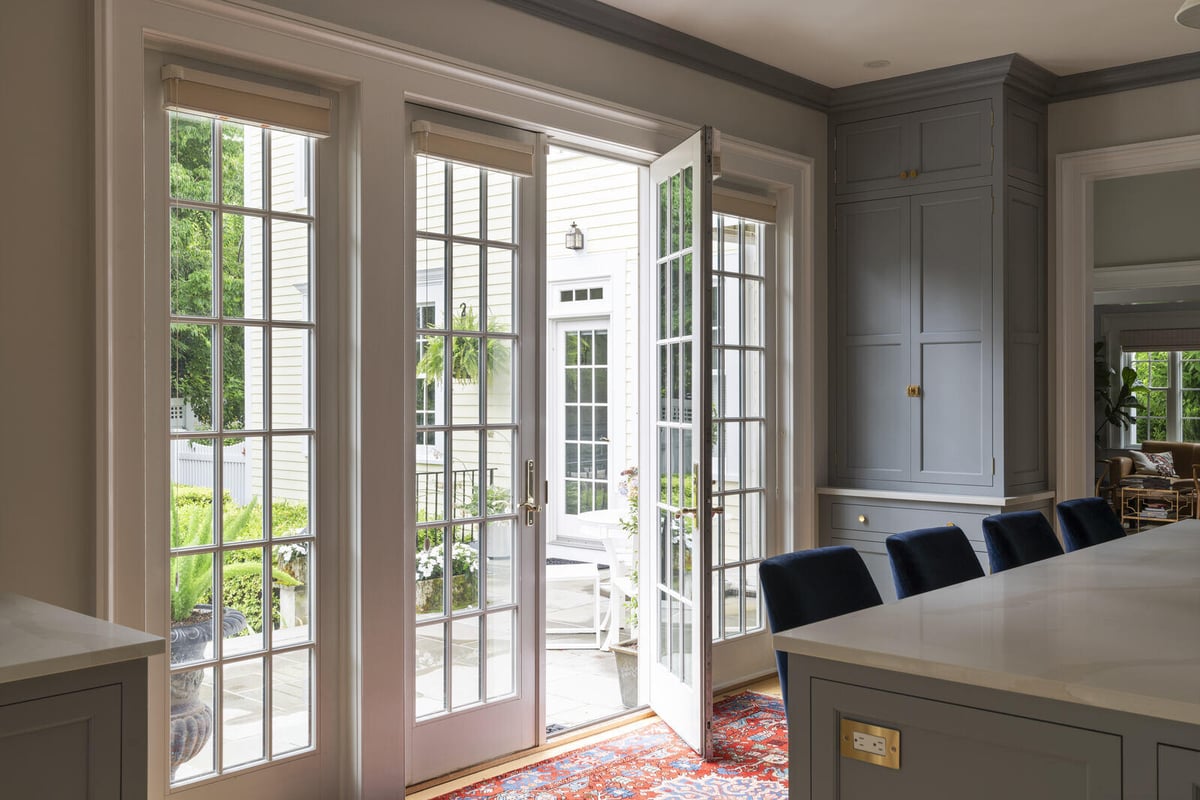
left=439, top=692, right=788, bottom=799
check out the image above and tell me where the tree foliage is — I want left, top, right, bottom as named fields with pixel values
left=170, top=114, right=248, bottom=429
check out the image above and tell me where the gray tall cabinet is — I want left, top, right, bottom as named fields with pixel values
left=821, top=57, right=1055, bottom=598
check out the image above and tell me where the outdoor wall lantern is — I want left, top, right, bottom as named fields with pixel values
left=565, top=222, right=585, bottom=251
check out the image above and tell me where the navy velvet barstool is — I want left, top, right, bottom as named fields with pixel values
left=885, top=525, right=985, bottom=600
left=759, top=546, right=883, bottom=703
left=1056, top=496, right=1126, bottom=552
left=981, top=511, right=1064, bottom=573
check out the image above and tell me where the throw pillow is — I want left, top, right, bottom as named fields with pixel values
left=1144, top=450, right=1178, bottom=478
left=1128, top=449, right=1157, bottom=475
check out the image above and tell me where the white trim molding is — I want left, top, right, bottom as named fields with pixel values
left=1056, top=133, right=1200, bottom=500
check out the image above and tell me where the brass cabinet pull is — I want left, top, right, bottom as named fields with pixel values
left=858, top=514, right=868, bottom=524
left=909, top=169, right=919, bottom=178
left=946, top=521, right=955, bottom=527
left=899, top=170, right=908, bottom=179
left=906, top=384, right=922, bottom=398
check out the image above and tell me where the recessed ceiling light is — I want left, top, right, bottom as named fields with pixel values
left=1178, top=0, right=1200, bottom=28
left=863, top=59, right=892, bottom=69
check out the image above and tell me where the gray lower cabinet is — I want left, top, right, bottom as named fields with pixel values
left=810, top=679, right=1121, bottom=800
left=822, top=493, right=1013, bottom=600
left=1159, top=745, right=1200, bottom=799
left=0, top=660, right=148, bottom=799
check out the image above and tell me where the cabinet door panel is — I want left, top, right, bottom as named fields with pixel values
left=844, top=343, right=909, bottom=479
left=917, top=341, right=987, bottom=482
left=1159, top=744, right=1200, bottom=799
left=810, top=679, right=1122, bottom=800
left=835, top=116, right=907, bottom=195
left=0, top=685, right=122, bottom=799
left=841, top=200, right=909, bottom=338
left=836, top=198, right=910, bottom=482
left=913, top=189, right=989, bottom=335
left=912, top=99, right=993, bottom=185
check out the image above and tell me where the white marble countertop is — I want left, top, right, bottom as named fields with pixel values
left=774, top=519, right=1200, bottom=725
left=0, top=593, right=164, bottom=685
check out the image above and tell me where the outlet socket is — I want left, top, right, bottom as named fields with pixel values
left=840, top=719, right=900, bottom=769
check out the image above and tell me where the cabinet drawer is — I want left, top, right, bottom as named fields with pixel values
left=831, top=501, right=987, bottom=542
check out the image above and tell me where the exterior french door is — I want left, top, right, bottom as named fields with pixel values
left=645, top=127, right=716, bottom=758
left=408, top=108, right=541, bottom=784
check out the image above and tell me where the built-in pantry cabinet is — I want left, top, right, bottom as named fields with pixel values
left=822, top=57, right=1054, bottom=562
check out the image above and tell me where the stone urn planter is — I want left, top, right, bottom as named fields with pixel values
left=611, top=639, right=639, bottom=709
left=169, top=604, right=247, bottom=778
left=415, top=574, right=479, bottom=615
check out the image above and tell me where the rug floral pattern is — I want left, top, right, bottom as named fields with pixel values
left=440, top=692, right=788, bottom=799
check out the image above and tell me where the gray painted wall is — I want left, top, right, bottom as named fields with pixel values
left=0, top=0, right=94, bottom=613
left=1093, top=168, right=1200, bottom=268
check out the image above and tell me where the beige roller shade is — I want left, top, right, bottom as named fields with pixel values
left=713, top=186, right=777, bottom=225
left=162, top=65, right=331, bottom=139
left=411, top=120, right=535, bottom=177
left=1121, top=329, right=1200, bottom=352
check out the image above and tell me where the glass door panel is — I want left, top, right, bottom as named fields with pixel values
left=409, top=108, right=538, bottom=784
left=645, top=128, right=715, bottom=758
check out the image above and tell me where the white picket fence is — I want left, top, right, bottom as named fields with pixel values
left=170, top=439, right=252, bottom=505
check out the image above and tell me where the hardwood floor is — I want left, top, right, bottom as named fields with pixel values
left=406, top=675, right=781, bottom=799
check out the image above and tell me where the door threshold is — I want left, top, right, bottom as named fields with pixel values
left=405, top=707, right=655, bottom=799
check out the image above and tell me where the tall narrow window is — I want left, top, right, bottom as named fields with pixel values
left=167, top=111, right=318, bottom=784
left=711, top=214, right=767, bottom=641
left=563, top=328, right=610, bottom=515
left=416, top=303, right=439, bottom=447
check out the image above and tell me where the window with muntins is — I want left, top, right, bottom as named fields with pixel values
left=1123, top=349, right=1200, bottom=444
left=167, top=111, right=317, bottom=785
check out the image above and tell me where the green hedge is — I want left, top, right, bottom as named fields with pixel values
left=222, top=562, right=300, bottom=634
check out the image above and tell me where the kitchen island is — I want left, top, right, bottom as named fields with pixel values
left=0, top=592, right=163, bottom=798
left=774, top=519, right=1200, bottom=799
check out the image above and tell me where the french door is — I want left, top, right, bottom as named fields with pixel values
left=407, top=108, right=541, bottom=784
left=645, top=128, right=716, bottom=758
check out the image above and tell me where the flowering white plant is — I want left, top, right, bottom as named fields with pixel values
left=416, top=541, right=479, bottom=581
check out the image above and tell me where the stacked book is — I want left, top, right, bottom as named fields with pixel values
left=1120, top=475, right=1173, bottom=490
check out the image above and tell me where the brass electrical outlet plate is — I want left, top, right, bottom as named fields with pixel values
left=840, top=719, right=901, bottom=770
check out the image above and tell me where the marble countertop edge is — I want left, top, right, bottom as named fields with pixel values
left=775, top=636, right=1200, bottom=726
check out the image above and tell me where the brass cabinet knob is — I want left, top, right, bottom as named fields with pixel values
left=909, top=169, right=919, bottom=178
left=899, top=171, right=908, bottom=179
left=906, top=384, right=922, bottom=398
left=858, top=514, right=868, bottom=524
left=946, top=521, right=955, bottom=527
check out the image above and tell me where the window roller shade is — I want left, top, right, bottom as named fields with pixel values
left=1121, top=329, right=1200, bottom=353
left=411, top=120, right=535, bottom=177
left=713, top=186, right=777, bottom=225
left=162, top=65, right=331, bottom=139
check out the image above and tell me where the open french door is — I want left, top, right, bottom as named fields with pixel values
left=644, top=127, right=715, bottom=758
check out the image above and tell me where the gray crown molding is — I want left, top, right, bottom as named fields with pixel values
left=828, top=54, right=1057, bottom=113
left=486, top=0, right=832, bottom=110
left=488, top=0, right=1200, bottom=112
left=1054, top=51, right=1200, bottom=101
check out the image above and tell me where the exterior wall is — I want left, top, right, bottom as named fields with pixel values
left=0, top=0, right=94, bottom=613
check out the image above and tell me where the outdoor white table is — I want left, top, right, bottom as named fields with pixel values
left=774, top=519, right=1200, bottom=799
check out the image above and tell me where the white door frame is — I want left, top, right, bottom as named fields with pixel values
left=96, top=0, right=814, bottom=794
left=1055, top=133, right=1200, bottom=500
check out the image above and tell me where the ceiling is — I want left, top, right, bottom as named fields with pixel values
left=598, top=0, right=1200, bottom=88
